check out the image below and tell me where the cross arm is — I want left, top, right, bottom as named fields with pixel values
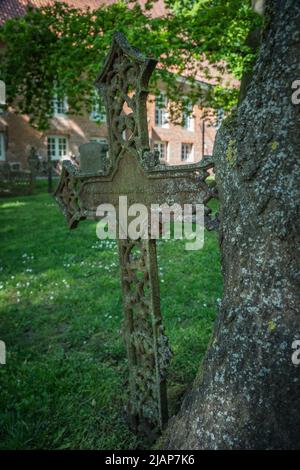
left=55, top=149, right=216, bottom=230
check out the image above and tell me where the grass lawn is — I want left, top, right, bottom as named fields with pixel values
left=0, top=181, right=222, bottom=450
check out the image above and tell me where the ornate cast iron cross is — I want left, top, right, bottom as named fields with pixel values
left=55, top=32, right=215, bottom=439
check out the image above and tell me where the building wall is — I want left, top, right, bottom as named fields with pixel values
left=147, top=95, right=216, bottom=165
left=0, top=92, right=217, bottom=170
left=0, top=111, right=109, bottom=169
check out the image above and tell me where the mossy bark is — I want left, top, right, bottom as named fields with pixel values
left=162, top=0, right=300, bottom=449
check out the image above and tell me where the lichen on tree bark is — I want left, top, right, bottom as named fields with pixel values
left=162, top=0, right=300, bottom=449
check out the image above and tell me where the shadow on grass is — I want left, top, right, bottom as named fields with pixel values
left=0, top=187, right=222, bottom=449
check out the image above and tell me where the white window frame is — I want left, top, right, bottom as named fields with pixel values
left=182, top=102, right=194, bottom=131
left=155, top=93, right=168, bottom=128
left=47, top=136, right=68, bottom=161
left=154, top=141, right=168, bottom=161
left=0, top=133, right=5, bottom=161
left=90, top=93, right=106, bottom=122
left=181, top=143, right=193, bottom=162
left=51, top=94, right=68, bottom=117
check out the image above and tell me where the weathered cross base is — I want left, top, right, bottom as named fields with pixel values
left=119, top=236, right=171, bottom=438
left=55, top=32, right=216, bottom=437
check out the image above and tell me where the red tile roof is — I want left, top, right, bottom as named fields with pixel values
left=0, top=0, right=168, bottom=25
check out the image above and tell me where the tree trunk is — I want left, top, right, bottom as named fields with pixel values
left=163, top=0, right=300, bottom=449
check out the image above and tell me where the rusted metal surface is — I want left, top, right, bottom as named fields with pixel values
left=55, top=32, right=215, bottom=438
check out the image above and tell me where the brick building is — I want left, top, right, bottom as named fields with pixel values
left=0, top=0, right=218, bottom=170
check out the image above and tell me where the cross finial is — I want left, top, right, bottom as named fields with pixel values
left=95, top=32, right=158, bottom=172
